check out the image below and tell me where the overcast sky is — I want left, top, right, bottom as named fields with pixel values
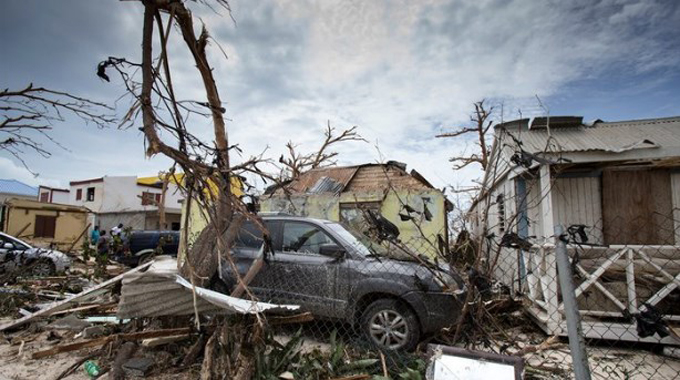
left=1, top=0, right=679, bottom=195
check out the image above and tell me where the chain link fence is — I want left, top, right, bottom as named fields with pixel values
left=480, top=212, right=680, bottom=379
left=207, top=207, right=680, bottom=379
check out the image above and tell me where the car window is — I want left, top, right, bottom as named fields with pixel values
left=0, top=235, right=29, bottom=250
left=236, top=222, right=265, bottom=249
left=282, top=222, right=335, bottom=255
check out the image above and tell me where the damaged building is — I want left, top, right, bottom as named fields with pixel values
left=69, top=175, right=184, bottom=232
left=260, top=162, right=452, bottom=257
left=467, top=115, right=680, bottom=344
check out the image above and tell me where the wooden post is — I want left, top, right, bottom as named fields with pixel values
left=539, top=164, right=554, bottom=243
left=66, top=223, right=91, bottom=254
left=15, top=222, right=32, bottom=238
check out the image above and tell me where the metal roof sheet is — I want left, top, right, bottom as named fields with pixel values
left=500, top=116, right=680, bottom=154
left=286, top=166, right=360, bottom=193
left=0, top=179, right=38, bottom=197
left=307, top=176, right=345, bottom=194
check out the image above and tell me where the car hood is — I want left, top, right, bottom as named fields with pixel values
left=363, top=254, right=465, bottom=292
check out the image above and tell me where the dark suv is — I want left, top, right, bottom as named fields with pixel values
left=217, top=215, right=466, bottom=351
left=115, top=230, right=180, bottom=267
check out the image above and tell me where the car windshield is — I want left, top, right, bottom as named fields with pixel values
left=326, top=222, right=389, bottom=257
left=2, top=234, right=31, bottom=250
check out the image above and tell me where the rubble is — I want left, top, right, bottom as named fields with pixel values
left=122, top=357, right=154, bottom=377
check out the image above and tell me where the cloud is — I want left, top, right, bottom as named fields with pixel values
left=0, top=157, right=61, bottom=188
left=1, top=0, right=678, bottom=193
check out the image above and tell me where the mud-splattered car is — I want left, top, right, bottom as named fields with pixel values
left=214, top=215, right=466, bottom=351
left=0, top=232, right=71, bottom=276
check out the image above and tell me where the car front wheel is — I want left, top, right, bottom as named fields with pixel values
left=30, top=259, right=55, bottom=277
left=361, top=298, right=420, bottom=351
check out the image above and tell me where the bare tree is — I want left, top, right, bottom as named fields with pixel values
left=278, top=122, right=365, bottom=180
left=0, top=83, right=113, bottom=171
left=436, top=99, right=494, bottom=171
left=99, top=1, right=276, bottom=378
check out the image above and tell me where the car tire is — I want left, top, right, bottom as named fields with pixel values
left=360, top=298, right=420, bottom=351
left=138, top=253, right=154, bottom=266
left=30, top=259, right=56, bottom=277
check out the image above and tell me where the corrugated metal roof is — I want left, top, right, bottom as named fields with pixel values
left=118, top=257, right=299, bottom=318
left=286, top=166, right=360, bottom=193
left=307, top=176, right=345, bottom=194
left=501, top=116, right=680, bottom=154
left=0, top=179, right=38, bottom=197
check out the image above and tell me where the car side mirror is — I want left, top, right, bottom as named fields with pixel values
left=3, top=243, right=13, bottom=249
left=319, top=244, right=345, bottom=259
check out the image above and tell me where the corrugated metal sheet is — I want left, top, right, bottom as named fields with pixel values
left=118, top=259, right=222, bottom=318
left=501, top=117, right=680, bottom=154
left=307, top=176, right=344, bottom=194
left=287, top=166, right=360, bottom=193
left=117, top=257, right=299, bottom=318
left=0, top=179, right=38, bottom=197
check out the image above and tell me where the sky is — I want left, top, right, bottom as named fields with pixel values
left=1, top=0, right=679, bottom=196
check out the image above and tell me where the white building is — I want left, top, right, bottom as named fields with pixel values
left=38, top=185, right=70, bottom=204
left=69, top=175, right=184, bottom=232
left=467, top=115, right=680, bottom=344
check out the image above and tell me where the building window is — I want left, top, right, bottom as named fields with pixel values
left=141, top=192, right=161, bottom=206
left=86, top=187, right=95, bottom=202
left=76, top=189, right=82, bottom=201
left=340, top=202, right=382, bottom=232
left=35, top=215, right=57, bottom=238
left=40, top=192, right=49, bottom=203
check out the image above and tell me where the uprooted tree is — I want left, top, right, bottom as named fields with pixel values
left=98, top=1, right=274, bottom=378
left=0, top=84, right=113, bottom=172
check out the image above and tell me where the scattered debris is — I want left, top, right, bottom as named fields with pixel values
left=122, top=357, right=154, bottom=378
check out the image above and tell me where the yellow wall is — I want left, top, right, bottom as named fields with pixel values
left=3, top=199, right=89, bottom=250
left=177, top=177, right=245, bottom=261
left=260, top=189, right=448, bottom=257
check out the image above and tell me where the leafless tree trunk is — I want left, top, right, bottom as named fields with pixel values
left=436, top=99, right=494, bottom=171
left=101, top=1, right=271, bottom=378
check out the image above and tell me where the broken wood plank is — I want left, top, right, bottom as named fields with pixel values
left=267, top=312, right=314, bottom=325
left=0, top=262, right=153, bottom=332
left=50, top=303, right=116, bottom=316
left=31, top=336, right=111, bottom=359
left=31, top=327, right=192, bottom=359
left=230, top=246, right=264, bottom=298
left=141, top=334, right=191, bottom=347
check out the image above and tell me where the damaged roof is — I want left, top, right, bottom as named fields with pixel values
left=498, top=116, right=680, bottom=154
left=271, top=162, right=438, bottom=195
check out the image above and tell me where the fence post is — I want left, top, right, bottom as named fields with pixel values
left=554, top=225, right=592, bottom=380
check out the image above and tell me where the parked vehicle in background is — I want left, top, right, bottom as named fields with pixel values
left=215, top=215, right=466, bottom=351
left=113, top=230, right=180, bottom=267
left=0, top=232, right=71, bottom=276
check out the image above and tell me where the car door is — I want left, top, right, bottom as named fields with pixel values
left=265, top=221, right=344, bottom=318
left=222, top=220, right=280, bottom=300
